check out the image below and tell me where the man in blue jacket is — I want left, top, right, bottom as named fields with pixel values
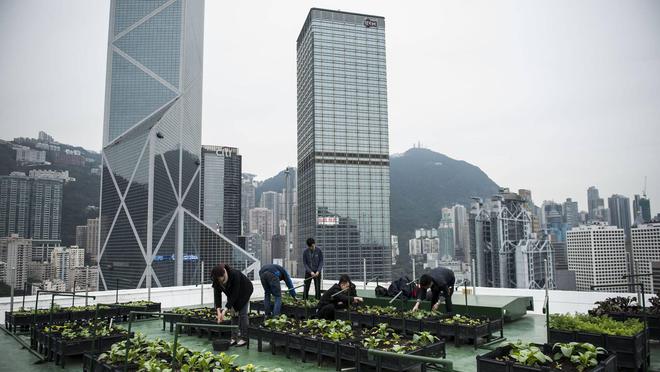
left=259, top=263, right=296, bottom=317
left=303, top=237, right=324, bottom=300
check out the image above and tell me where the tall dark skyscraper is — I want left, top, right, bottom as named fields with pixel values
left=297, top=8, right=392, bottom=280
left=608, top=194, right=632, bottom=238
left=200, top=146, right=242, bottom=244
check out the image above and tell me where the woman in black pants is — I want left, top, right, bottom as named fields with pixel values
left=211, top=263, right=253, bottom=347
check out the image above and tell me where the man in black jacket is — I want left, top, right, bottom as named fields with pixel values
left=316, top=274, right=364, bottom=320
left=411, top=267, right=455, bottom=313
left=211, top=263, right=254, bottom=347
left=303, top=237, right=324, bottom=300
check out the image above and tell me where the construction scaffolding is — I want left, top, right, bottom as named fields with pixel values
left=469, top=189, right=555, bottom=289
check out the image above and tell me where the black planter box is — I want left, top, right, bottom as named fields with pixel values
left=250, top=300, right=265, bottom=313
left=548, top=328, right=646, bottom=370
left=69, top=310, right=96, bottom=321
left=336, top=310, right=374, bottom=328
left=600, top=312, right=660, bottom=340
left=50, top=333, right=127, bottom=368
left=162, top=312, right=187, bottom=332
left=187, top=316, right=232, bottom=339
left=339, top=340, right=445, bottom=372
left=5, top=312, right=33, bottom=331
left=476, top=343, right=618, bottom=372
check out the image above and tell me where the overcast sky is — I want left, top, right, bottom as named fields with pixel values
left=1, top=0, right=659, bottom=214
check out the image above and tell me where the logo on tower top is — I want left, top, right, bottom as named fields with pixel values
left=363, top=18, right=378, bottom=28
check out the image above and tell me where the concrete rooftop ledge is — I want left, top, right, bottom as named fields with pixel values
left=0, top=279, right=648, bottom=323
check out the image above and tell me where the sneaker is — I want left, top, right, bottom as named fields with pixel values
left=229, top=339, right=237, bottom=346
left=235, top=339, right=247, bottom=347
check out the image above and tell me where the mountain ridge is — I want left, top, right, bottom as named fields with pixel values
left=253, top=147, right=500, bottom=245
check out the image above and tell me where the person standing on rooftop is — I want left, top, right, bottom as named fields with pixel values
left=303, top=237, right=324, bottom=300
left=259, top=263, right=296, bottom=317
left=211, top=263, right=253, bottom=347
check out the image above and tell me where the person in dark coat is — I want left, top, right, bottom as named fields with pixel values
left=412, top=267, right=455, bottom=313
left=316, top=274, right=363, bottom=320
left=211, top=263, right=254, bottom=347
left=259, top=263, right=296, bottom=317
left=303, top=237, right=324, bottom=300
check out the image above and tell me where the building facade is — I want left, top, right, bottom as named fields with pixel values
left=608, top=195, right=632, bottom=238
left=631, top=223, right=660, bottom=293
left=200, top=145, right=242, bottom=243
left=587, top=186, right=605, bottom=221
left=567, top=224, right=627, bottom=292
left=563, top=198, right=579, bottom=228
left=0, top=172, right=63, bottom=241
left=469, top=188, right=554, bottom=289
left=438, top=208, right=455, bottom=260
left=633, top=194, right=652, bottom=224
left=0, top=235, right=32, bottom=289
left=99, top=0, right=257, bottom=290
left=297, top=8, right=391, bottom=280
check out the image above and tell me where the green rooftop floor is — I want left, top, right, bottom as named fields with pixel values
left=2, top=314, right=660, bottom=371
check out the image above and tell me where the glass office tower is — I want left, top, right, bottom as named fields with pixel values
left=99, top=0, right=257, bottom=290
left=297, top=8, right=392, bottom=280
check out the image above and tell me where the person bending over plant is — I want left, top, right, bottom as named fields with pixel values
left=211, top=263, right=254, bottom=347
left=412, top=267, right=455, bottom=313
left=316, top=274, right=363, bottom=320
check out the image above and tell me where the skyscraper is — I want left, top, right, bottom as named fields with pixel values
left=260, top=191, right=281, bottom=237
left=633, top=194, right=652, bottom=224
left=469, top=189, right=553, bottom=289
left=608, top=194, right=632, bottom=238
left=99, top=0, right=257, bottom=289
left=438, top=208, right=455, bottom=259
left=587, top=186, right=605, bottom=221
left=200, top=146, right=242, bottom=244
left=0, top=172, right=63, bottom=242
left=297, top=8, right=391, bottom=280
left=567, top=224, right=627, bottom=292
left=452, top=204, right=470, bottom=263
left=241, top=174, right=257, bottom=235
left=562, top=198, right=579, bottom=228
left=631, top=223, right=660, bottom=293
left=0, top=235, right=32, bottom=289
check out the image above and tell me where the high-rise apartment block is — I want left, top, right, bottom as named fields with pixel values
left=86, top=218, right=99, bottom=264
left=0, top=235, right=32, bottom=289
left=0, top=172, right=63, bottom=241
left=297, top=8, right=391, bottom=280
left=567, top=224, right=627, bottom=292
left=631, top=223, right=660, bottom=293
left=200, top=146, right=242, bottom=244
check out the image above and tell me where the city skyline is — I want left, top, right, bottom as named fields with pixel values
left=1, top=0, right=659, bottom=218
